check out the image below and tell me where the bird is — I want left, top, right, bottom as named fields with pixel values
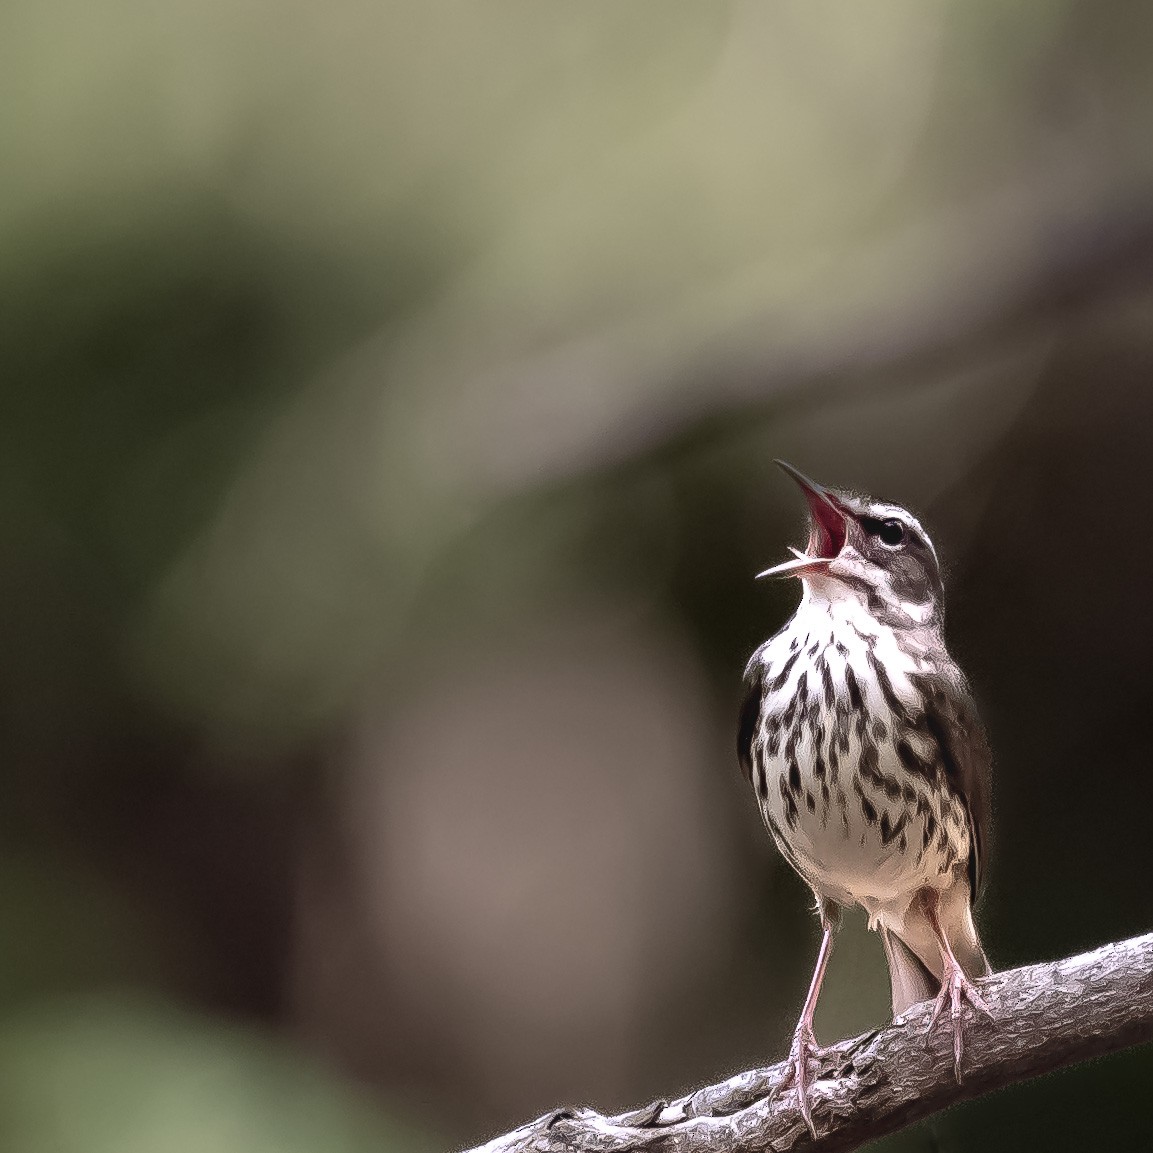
left=738, top=461, right=992, bottom=1136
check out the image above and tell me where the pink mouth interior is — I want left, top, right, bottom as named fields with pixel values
left=806, top=496, right=847, bottom=559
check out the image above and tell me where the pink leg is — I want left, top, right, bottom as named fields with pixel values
left=775, top=905, right=837, bottom=1138
left=923, top=892, right=992, bottom=1080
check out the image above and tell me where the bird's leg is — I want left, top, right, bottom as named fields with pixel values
left=922, top=890, right=992, bottom=1080
left=773, top=900, right=839, bottom=1138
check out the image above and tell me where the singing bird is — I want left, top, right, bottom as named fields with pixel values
left=739, top=462, right=992, bottom=1135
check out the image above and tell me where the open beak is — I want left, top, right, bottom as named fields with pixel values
left=756, top=461, right=848, bottom=579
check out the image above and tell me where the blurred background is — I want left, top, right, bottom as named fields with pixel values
left=3, top=1, right=1153, bottom=1150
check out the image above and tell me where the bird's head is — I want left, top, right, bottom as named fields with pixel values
left=758, top=461, right=944, bottom=626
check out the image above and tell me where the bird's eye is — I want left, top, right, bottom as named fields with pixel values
left=862, top=516, right=906, bottom=547
left=879, top=519, right=905, bottom=546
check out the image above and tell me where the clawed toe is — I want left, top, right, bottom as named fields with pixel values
left=926, top=967, right=992, bottom=1080
left=774, top=910, right=837, bottom=1138
left=772, top=1026, right=825, bottom=1138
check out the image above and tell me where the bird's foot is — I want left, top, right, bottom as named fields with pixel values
left=772, top=1023, right=826, bottom=1139
left=926, top=963, right=992, bottom=1081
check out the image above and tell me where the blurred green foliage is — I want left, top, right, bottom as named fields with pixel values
left=0, top=995, right=433, bottom=1153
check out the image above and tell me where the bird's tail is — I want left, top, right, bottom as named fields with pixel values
left=881, top=885, right=989, bottom=1017
left=882, top=929, right=938, bottom=1015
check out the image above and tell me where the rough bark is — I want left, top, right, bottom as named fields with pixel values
left=463, top=932, right=1153, bottom=1153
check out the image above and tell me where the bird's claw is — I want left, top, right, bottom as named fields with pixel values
left=926, top=966, right=992, bottom=1081
left=771, top=1024, right=826, bottom=1139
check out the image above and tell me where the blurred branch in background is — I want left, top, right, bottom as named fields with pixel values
left=468, top=932, right=1153, bottom=1153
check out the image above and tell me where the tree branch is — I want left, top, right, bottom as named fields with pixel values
left=463, top=932, right=1153, bottom=1153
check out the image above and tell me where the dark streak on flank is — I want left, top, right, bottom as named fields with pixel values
left=845, top=664, right=864, bottom=712
left=779, top=777, right=799, bottom=830
left=811, top=721, right=826, bottom=756
left=852, top=777, right=879, bottom=825
left=768, top=650, right=800, bottom=693
left=867, top=649, right=913, bottom=724
left=832, top=701, right=852, bottom=753
left=896, top=737, right=937, bottom=784
left=794, top=671, right=809, bottom=710
left=782, top=692, right=799, bottom=729
left=820, top=659, right=835, bottom=708
left=784, top=724, right=800, bottom=764
left=880, top=810, right=908, bottom=846
left=922, top=811, right=938, bottom=850
left=859, top=742, right=904, bottom=801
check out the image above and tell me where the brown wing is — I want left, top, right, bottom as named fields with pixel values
left=914, top=668, right=993, bottom=898
left=736, top=661, right=764, bottom=785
